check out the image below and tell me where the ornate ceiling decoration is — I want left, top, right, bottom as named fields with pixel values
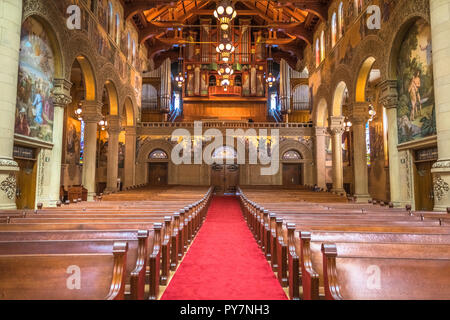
left=123, top=0, right=330, bottom=69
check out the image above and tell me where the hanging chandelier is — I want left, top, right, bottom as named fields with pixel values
left=175, top=73, right=184, bottom=88
left=216, top=38, right=235, bottom=62
left=266, top=73, right=276, bottom=88
left=99, top=118, right=108, bottom=131
left=266, top=46, right=276, bottom=88
left=214, top=1, right=237, bottom=31
left=75, top=102, right=83, bottom=121
left=175, top=46, right=185, bottom=88
left=218, top=63, right=234, bottom=76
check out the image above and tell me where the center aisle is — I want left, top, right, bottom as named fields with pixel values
left=161, top=196, right=288, bottom=300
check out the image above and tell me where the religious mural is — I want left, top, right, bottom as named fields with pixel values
left=15, top=17, right=55, bottom=143
left=397, top=19, right=436, bottom=144
left=65, top=117, right=81, bottom=166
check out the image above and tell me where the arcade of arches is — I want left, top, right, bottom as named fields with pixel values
left=0, top=0, right=449, bottom=212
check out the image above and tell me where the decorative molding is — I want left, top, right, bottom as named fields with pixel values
left=0, top=174, right=17, bottom=200
left=433, top=176, right=449, bottom=201
left=0, top=159, right=19, bottom=168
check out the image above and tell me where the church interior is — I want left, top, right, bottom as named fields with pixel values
left=0, top=0, right=449, bottom=301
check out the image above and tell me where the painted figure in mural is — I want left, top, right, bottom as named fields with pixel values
left=15, top=108, right=31, bottom=136
left=408, top=70, right=422, bottom=121
left=32, top=88, right=44, bottom=124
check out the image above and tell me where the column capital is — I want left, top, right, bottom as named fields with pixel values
left=51, top=78, right=73, bottom=108
left=124, top=126, right=137, bottom=136
left=81, top=100, right=103, bottom=123
left=328, top=116, right=345, bottom=135
left=349, top=102, right=370, bottom=124
left=106, top=115, right=122, bottom=134
left=377, top=79, right=398, bottom=109
left=314, top=127, right=328, bottom=136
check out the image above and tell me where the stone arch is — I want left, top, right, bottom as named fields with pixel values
left=65, top=35, right=99, bottom=101
left=98, top=64, right=123, bottom=116
left=354, top=57, right=377, bottom=103
left=312, top=84, right=331, bottom=126
left=279, top=140, right=313, bottom=162
left=103, top=80, right=119, bottom=116
left=332, top=81, right=349, bottom=117
left=136, top=139, right=174, bottom=184
left=122, top=97, right=135, bottom=127
left=137, top=139, right=174, bottom=163
left=386, top=14, right=431, bottom=80
left=122, top=86, right=140, bottom=122
left=330, top=64, right=354, bottom=113
left=22, top=0, right=67, bottom=79
left=279, top=139, right=314, bottom=185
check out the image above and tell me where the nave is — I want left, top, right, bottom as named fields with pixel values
left=0, top=186, right=449, bottom=300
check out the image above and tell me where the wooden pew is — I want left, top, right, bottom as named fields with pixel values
left=321, top=242, right=450, bottom=300
left=298, top=230, right=450, bottom=300
left=0, top=242, right=128, bottom=300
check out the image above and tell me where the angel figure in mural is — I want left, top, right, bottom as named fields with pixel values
left=408, top=70, right=422, bottom=121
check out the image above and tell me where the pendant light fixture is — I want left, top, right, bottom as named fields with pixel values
left=214, top=1, right=237, bottom=31
left=266, top=46, right=276, bottom=88
left=174, top=45, right=185, bottom=88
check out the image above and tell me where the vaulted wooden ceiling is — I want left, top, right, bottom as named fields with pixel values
left=122, top=1, right=331, bottom=69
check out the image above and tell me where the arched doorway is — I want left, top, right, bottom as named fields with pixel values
left=210, top=146, right=240, bottom=194
left=282, top=150, right=304, bottom=187
left=148, top=149, right=169, bottom=186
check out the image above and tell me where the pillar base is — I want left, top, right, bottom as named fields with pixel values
left=353, top=194, right=372, bottom=203
left=431, top=163, right=450, bottom=211
left=332, top=188, right=346, bottom=197
left=0, top=161, right=20, bottom=210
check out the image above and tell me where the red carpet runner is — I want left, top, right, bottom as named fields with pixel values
left=161, top=196, right=288, bottom=300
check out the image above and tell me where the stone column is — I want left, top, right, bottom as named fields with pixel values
left=0, top=0, right=22, bottom=209
left=124, top=126, right=136, bottom=188
left=378, top=80, right=409, bottom=207
left=47, top=79, right=72, bottom=206
left=350, top=102, right=371, bottom=203
left=105, top=115, right=120, bottom=192
left=430, top=0, right=450, bottom=210
left=314, top=127, right=327, bottom=189
left=329, top=116, right=346, bottom=195
left=81, top=101, right=102, bottom=200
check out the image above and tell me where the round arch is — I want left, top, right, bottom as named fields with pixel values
left=72, top=55, right=97, bottom=102
left=103, top=80, right=119, bottom=116
left=355, top=57, right=376, bottom=103
left=315, top=98, right=329, bottom=127
left=332, top=81, right=349, bottom=116
left=22, top=12, right=65, bottom=80
left=122, top=97, right=135, bottom=127
left=279, top=139, right=314, bottom=186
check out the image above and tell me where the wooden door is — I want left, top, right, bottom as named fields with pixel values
left=211, top=164, right=240, bottom=194
left=16, top=159, right=37, bottom=209
left=148, top=163, right=168, bottom=186
left=414, top=161, right=434, bottom=211
left=211, top=164, right=225, bottom=193
left=283, top=164, right=303, bottom=187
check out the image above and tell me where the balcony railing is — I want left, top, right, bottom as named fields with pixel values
left=140, top=121, right=313, bottom=129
